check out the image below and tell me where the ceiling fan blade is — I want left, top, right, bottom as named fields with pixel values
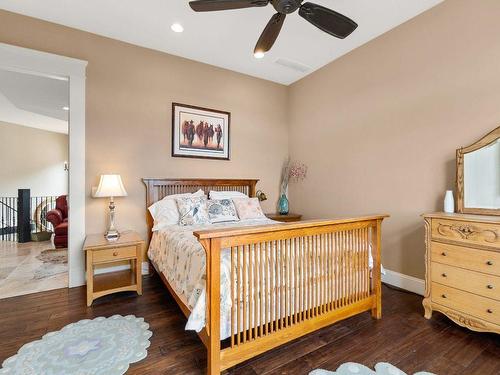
left=189, top=0, right=269, bottom=12
left=299, top=2, right=357, bottom=39
left=254, top=13, right=286, bottom=54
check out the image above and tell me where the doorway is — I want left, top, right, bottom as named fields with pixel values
left=0, top=69, right=69, bottom=298
left=0, top=43, right=87, bottom=292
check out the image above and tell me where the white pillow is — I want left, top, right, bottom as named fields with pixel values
left=232, top=197, right=266, bottom=220
left=209, top=190, right=248, bottom=200
left=148, top=189, right=204, bottom=230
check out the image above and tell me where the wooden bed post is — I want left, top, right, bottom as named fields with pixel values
left=371, top=219, right=383, bottom=319
left=248, top=180, right=257, bottom=198
left=203, top=238, right=221, bottom=375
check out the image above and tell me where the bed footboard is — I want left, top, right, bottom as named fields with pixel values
left=194, top=214, right=388, bottom=375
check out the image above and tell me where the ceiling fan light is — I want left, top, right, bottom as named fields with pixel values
left=254, top=51, right=265, bottom=59
left=171, top=23, right=184, bottom=33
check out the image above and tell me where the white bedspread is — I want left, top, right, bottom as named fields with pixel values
left=148, top=218, right=277, bottom=339
left=148, top=219, right=379, bottom=340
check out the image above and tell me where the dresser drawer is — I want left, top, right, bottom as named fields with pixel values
left=431, top=241, right=500, bottom=276
left=432, top=282, right=500, bottom=325
left=431, top=262, right=500, bottom=301
left=431, top=218, right=499, bottom=247
left=92, top=245, right=137, bottom=264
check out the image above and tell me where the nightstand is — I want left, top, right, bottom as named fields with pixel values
left=84, top=231, right=144, bottom=306
left=265, top=213, right=302, bottom=223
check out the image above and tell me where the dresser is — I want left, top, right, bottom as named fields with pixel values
left=422, top=212, right=500, bottom=333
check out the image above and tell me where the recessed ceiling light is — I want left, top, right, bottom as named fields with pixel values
left=62, top=106, right=69, bottom=111
left=171, top=23, right=184, bottom=33
left=254, top=51, right=265, bottom=59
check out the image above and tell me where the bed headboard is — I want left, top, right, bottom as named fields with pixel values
left=142, top=178, right=259, bottom=238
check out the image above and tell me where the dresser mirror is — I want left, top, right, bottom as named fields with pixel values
left=456, top=126, right=500, bottom=215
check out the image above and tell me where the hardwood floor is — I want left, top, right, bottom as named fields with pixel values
left=0, top=274, right=498, bottom=374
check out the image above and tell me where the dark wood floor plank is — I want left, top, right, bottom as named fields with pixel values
left=0, top=275, right=498, bottom=374
left=461, top=345, right=500, bottom=375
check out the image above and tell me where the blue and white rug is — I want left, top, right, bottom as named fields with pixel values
left=310, top=362, right=435, bottom=375
left=0, top=315, right=152, bottom=375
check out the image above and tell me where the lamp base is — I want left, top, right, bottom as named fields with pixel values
left=105, top=197, right=120, bottom=241
left=104, top=229, right=120, bottom=241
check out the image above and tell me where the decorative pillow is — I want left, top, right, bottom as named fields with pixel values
left=148, top=189, right=204, bottom=230
left=232, top=197, right=266, bottom=220
left=206, top=199, right=240, bottom=223
left=175, top=196, right=210, bottom=226
left=209, top=190, right=248, bottom=200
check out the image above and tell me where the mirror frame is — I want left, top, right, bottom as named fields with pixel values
left=456, top=126, right=500, bottom=216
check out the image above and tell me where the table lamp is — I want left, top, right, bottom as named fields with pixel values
left=94, top=174, right=128, bottom=240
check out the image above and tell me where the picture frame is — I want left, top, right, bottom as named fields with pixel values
left=171, top=102, right=230, bottom=160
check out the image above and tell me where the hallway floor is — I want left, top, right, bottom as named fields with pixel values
left=0, top=240, right=67, bottom=299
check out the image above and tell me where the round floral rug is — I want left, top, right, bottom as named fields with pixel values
left=0, top=315, right=152, bottom=375
left=310, top=362, right=435, bottom=375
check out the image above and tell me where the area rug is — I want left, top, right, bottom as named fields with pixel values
left=33, top=249, right=68, bottom=279
left=0, top=315, right=152, bottom=375
left=310, top=362, right=436, bottom=375
left=36, top=248, right=68, bottom=264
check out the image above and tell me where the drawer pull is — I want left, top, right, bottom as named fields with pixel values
left=441, top=252, right=447, bottom=257
left=487, top=284, right=494, bottom=290
left=441, top=273, right=447, bottom=278
left=487, top=309, right=493, bottom=314
left=441, top=294, right=447, bottom=299
left=486, top=261, right=493, bottom=266
left=113, top=251, right=118, bottom=256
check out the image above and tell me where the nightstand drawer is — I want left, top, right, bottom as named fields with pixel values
left=432, top=282, right=500, bottom=325
left=431, top=262, right=500, bottom=301
left=93, top=245, right=137, bottom=264
left=431, top=241, right=500, bottom=276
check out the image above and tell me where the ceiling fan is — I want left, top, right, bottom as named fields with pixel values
left=188, top=0, right=358, bottom=57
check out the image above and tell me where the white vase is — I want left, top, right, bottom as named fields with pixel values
left=444, top=190, right=454, bottom=213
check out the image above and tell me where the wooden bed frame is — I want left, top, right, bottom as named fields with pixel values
left=143, top=178, right=388, bottom=374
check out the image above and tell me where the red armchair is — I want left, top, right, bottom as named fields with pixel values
left=46, top=195, right=68, bottom=248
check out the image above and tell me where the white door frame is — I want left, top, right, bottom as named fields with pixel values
left=0, top=43, right=88, bottom=287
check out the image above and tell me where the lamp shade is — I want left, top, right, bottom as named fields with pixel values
left=94, top=174, right=128, bottom=198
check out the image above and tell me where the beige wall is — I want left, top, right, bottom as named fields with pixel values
left=0, top=121, right=68, bottom=197
left=288, top=0, right=500, bottom=278
left=2, top=0, right=500, bottom=279
left=0, top=10, right=289, bottom=239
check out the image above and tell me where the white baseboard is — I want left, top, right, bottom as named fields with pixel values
left=93, top=262, right=150, bottom=276
left=382, top=269, right=424, bottom=296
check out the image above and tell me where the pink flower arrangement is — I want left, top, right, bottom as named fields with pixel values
left=280, top=158, right=308, bottom=194
left=289, top=162, right=308, bottom=182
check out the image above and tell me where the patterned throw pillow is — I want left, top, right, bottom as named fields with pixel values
left=206, top=199, right=240, bottom=223
left=148, top=190, right=205, bottom=230
left=232, top=197, right=266, bottom=220
left=175, top=196, right=210, bottom=226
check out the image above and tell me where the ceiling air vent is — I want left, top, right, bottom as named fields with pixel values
left=274, top=58, right=311, bottom=73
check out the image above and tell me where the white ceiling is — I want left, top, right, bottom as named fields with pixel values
left=0, top=69, right=69, bottom=134
left=0, top=0, right=443, bottom=85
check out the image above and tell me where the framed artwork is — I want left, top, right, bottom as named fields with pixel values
left=172, top=103, right=230, bottom=160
